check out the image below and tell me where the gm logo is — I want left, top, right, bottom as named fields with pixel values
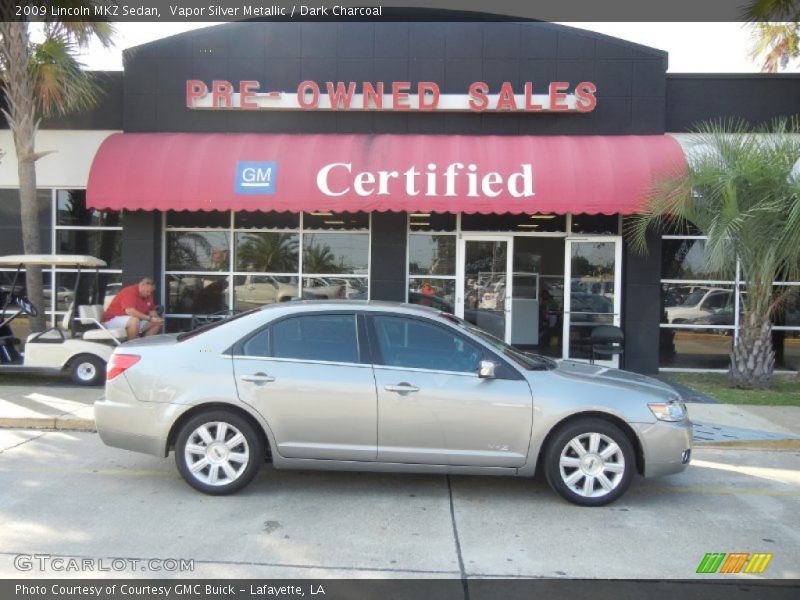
left=236, top=161, right=277, bottom=195
left=696, top=552, right=773, bottom=574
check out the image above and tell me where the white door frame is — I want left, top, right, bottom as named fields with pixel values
left=563, top=236, right=623, bottom=367
left=456, top=234, right=515, bottom=344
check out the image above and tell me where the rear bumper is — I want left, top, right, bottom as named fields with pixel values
left=632, top=419, right=693, bottom=478
left=94, top=394, right=188, bottom=457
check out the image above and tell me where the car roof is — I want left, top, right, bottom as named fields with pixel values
left=257, top=299, right=444, bottom=317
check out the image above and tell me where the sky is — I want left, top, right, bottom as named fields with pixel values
left=73, top=21, right=796, bottom=73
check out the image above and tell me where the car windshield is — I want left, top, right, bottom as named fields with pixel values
left=439, top=313, right=554, bottom=370
left=682, top=289, right=706, bottom=306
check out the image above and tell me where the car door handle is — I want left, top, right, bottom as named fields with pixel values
left=384, top=383, right=419, bottom=393
left=241, top=372, right=275, bottom=384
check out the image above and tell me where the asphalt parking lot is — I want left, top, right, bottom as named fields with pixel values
left=0, top=429, right=798, bottom=580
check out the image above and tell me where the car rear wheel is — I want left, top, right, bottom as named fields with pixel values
left=544, top=418, right=635, bottom=506
left=69, top=354, right=106, bottom=386
left=175, top=410, right=263, bottom=495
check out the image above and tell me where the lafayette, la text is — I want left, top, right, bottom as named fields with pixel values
left=16, top=584, right=325, bottom=597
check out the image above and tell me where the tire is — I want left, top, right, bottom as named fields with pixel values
left=69, top=354, right=106, bottom=386
left=543, top=418, right=635, bottom=507
left=175, top=410, right=264, bottom=495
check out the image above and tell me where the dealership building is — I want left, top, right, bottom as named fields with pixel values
left=1, top=20, right=799, bottom=374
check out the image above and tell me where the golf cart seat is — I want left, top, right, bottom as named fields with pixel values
left=76, top=305, right=127, bottom=343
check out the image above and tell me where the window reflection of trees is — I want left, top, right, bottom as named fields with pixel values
left=303, top=243, right=340, bottom=274
left=167, top=232, right=229, bottom=271
left=236, top=233, right=298, bottom=273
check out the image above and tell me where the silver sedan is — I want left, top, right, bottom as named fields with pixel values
left=95, top=301, right=692, bottom=506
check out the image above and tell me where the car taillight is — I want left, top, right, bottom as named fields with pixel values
left=107, top=354, right=141, bottom=381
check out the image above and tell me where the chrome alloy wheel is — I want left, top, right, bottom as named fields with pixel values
left=558, top=432, right=626, bottom=499
left=183, top=421, right=250, bottom=486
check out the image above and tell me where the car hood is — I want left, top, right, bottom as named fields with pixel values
left=551, top=359, right=680, bottom=400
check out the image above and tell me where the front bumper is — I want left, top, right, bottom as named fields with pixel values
left=631, top=418, right=693, bottom=478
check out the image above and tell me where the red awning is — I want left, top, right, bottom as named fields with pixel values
left=87, top=133, right=685, bottom=215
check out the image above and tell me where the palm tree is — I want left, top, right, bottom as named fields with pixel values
left=746, top=1, right=800, bottom=71
left=749, top=22, right=800, bottom=72
left=0, top=8, right=114, bottom=331
left=627, top=119, right=800, bottom=389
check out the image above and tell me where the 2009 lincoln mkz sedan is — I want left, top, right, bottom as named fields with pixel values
left=95, top=301, right=692, bottom=506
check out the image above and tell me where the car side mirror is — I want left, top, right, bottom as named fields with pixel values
left=478, top=360, right=496, bottom=379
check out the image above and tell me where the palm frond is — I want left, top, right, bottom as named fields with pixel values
left=744, top=0, right=800, bottom=21
left=44, top=2, right=116, bottom=48
left=628, top=118, right=800, bottom=324
left=29, top=33, right=100, bottom=117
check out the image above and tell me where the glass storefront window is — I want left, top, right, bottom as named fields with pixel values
left=661, top=239, right=723, bottom=280
left=408, top=278, right=456, bottom=312
left=408, top=234, right=456, bottom=276
left=235, top=232, right=299, bottom=273
left=233, top=275, right=300, bottom=310
left=47, top=189, right=124, bottom=326
left=302, top=233, right=369, bottom=274
left=164, top=211, right=371, bottom=326
left=0, top=270, right=53, bottom=311
left=166, top=231, right=230, bottom=272
left=661, top=284, right=737, bottom=326
left=567, top=316, right=615, bottom=360
left=659, top=327, right=733, bottom=369
left=54, top=272, right=122, bottom=311
left=770, top=285, right=800, bottom=327
left=304, top=276, right=368, bottom=300
left=166, top=274, right=230, bottom=315
left=56, top=190, right=121, bottom=227
left=56, top=230, right=122, bottom=269
left=774, top=330, right=800, bottom=371
left=511, top=237, right=565, bottom=356
left=164, top=317, right=193, bottom=334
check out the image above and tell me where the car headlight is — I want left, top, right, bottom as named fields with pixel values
left=648, top=398, right=687, bottom=422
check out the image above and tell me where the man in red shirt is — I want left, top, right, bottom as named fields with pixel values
left=102, top=277, right=164, bottom=341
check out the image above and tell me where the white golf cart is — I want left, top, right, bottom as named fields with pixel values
left=0, top=255, right=128, bottom=385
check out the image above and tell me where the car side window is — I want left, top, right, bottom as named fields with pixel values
left=371, top=316, right=483, bottom=373
left=271, top=314, right=359, bottom=363
left=705, top=292, right=729, bottom=310
left=241, top=328, right=269, bottom=357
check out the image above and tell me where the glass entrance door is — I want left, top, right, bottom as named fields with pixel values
left=563, top=237, right=622, bottom=367
left=457, top=237, right=512, bottom=343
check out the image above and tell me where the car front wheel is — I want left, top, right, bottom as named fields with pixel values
left=544, top=418, right=635, bottom=506
left=175, top=410, right=263, bottom=495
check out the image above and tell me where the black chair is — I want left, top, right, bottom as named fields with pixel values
left=590, top=325, right=624, bottom=364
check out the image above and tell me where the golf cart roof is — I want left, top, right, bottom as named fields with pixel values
left=0, top=254, right=107, bottom=268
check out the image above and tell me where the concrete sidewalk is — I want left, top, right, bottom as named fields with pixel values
left=0, top=381, right=100, bottom=431
left=0, top=380, right=798, bottom=446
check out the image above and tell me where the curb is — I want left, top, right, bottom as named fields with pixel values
left=694, top=439, right=800, bottom=450
left=0, top=417, right=96, bottom=432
